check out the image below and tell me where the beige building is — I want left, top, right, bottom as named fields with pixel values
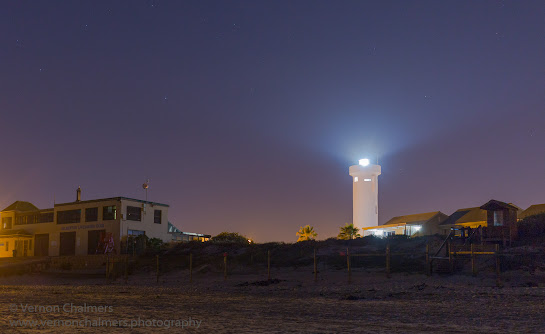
left=0, top=193, right=169, bottom=258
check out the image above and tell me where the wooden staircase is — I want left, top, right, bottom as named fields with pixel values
left=430, top=228, right=481, bottom=275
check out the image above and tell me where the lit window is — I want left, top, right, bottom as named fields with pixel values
left=128, top=229, right=145, bottom=236
left=493, top=211, right=504, bottom=226
left=2, top=217, right=12, bottom=229
left=364, top=178, right=372, bottom=182
left=354, top=177, right=358, bottom=182
left=103, top=206, right=117, bottom=220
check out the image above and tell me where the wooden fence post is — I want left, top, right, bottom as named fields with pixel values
left=124, top=256, right=128, bottom=282
left=347, top=248, right=351, bottom=284
left=448, top=241, right=453, bottom=273
left=267, top=250, right=271, bottom=280
left=471, top=243, right=476, bottom=276
left=156, top=255, right=159, bottom=283
left=112, top=255, right=117, bottom=280
left=106, top=254, right=110, bottom=279
left=314, top=248, right=317, bottom=282
left=386, top=243, right=391, bottom=278
left=495, top=244, right=501, bottom=286
left=224, top=253, right=227, bottom=281
left=426, top=244, right=431, bottom=276
left=189, top=253, right=193, bottom=283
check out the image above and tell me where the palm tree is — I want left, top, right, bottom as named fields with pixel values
left=296, top=225, right=317, bottom=242
left=337, top=223, right=361, bottom=240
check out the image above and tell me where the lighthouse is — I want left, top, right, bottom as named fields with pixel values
left=349, top=159, right=381, bottom=232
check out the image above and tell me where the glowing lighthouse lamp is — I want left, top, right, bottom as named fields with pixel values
left=349, top=158, right=381, bottom=234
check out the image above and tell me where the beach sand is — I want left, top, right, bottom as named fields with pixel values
left=0, top=267, right=544, bottom=333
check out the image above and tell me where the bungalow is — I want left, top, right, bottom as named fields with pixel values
left=480, top=200, right=519, bottom=227
left=438, top=207, right=487, bottom=235
left=167, top=222, right=210, bottom=242
left=363, top=211, right=448, bottom=237
left=480, top=199, right=520, bottom=243
left=519, top=204, right=545, bottom=220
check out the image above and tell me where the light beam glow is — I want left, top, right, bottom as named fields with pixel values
left=359, top=158, right=370, bottom=166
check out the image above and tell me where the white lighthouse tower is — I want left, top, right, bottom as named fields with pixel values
left=349, top=159, right=381, bottom=232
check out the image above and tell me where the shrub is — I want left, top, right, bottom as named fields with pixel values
left=147, top=237, right=165, bottom=251
left=60, top=262, right=72, bottom=270
left=211, top=232, right=250, bottom=244
left=518, top=213, right=545, bottom=238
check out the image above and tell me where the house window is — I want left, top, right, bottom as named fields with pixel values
left=364, top=178, right=372, bottom=182
left=18, top=215, right=36, bottom=225
left=85, top=207, right=98, bottom=222
left=57, top=210, right=81, bottom=224
left=126, top=206, right=141, bottom=221
left=128, top=229, right=145, bottom=236
left=2, top=217, right=12, bottom=229
left=493, top=211, right=504, bottom=226
left=354, top=177, right=358, bottom=182
left=38, top=212, right=54, bottom=223
left=103, top=206, right=117, bottom=221
left=154, top=210, right=162, bottom=224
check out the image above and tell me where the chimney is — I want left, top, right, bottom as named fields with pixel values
left=76, top=186, right=81, bottom=202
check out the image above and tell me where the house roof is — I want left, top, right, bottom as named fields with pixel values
left=440, top=207, right=487, bottom=226
left=519, top=204, right=545, bottom=220
left=168, top=222, right=210, bottom=237
left=168, top=222, right=182, bottom=233
left=480, top=199, right=519, bottom=211
left=382, top=211, right=442, bottom=226
left=54, top=196, right=169, bottom=207
left=1, top=201, right=39, bottom=212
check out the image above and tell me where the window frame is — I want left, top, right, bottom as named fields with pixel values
left=153, top=210, right=162, bottom=224
left=57, top=209, right=82, bottom=225
left=102, top=206, right=117, bottom=221
left=2, top=217, right=12, bottom=229
left=85, top=207, right=99, bottom=222
left=38, top=212, right=54, bottom=223
left=126, top=206, right=142, bottom=222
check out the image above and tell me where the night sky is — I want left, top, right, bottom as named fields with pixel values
left=1, top=1, right=544, bottom=242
